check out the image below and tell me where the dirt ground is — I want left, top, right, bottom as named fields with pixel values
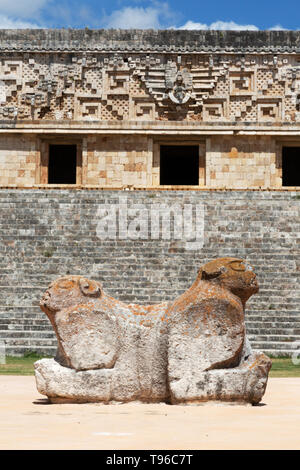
left=0, top=376, right=299, bottom=450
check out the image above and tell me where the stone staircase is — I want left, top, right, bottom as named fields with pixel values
left=0, top=306, right=56, bottom=356
left=0, top=189, right=299, bottom=357
left=246, top=312, right=300, bottom=357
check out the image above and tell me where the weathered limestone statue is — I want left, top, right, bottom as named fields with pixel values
left=34, top=257, right=272, bottom=404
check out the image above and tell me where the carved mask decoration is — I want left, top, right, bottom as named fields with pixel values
left=166, top=64, right=192, bottom=105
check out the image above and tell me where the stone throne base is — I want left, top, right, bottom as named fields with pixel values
left=35, top=344, right=271, bottom=405
left=34, top=258, right=272, bottom=405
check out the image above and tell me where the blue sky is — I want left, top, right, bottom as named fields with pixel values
left=0, top=0, right=299, bottom=30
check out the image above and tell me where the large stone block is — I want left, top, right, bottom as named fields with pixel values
left=35, top=257, right=272, bottom=404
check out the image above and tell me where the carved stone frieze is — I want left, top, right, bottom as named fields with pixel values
left=0, top=30, right=299, bottom=123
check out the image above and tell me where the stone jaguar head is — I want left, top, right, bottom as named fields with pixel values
left=40, top=275, right=102, bottom=317
left=197, top=257, right=259, bottom=304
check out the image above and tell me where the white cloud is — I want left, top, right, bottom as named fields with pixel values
left=0, top=0, right=291, bottom=31
left=268, top=24, right=287, bottom=31
left=179, top=21, right=208, bottom=30
left=180, top=20, right=259, bottom=31
left=0, top=0, right=48, bottom=19
left=102, top=2, right=177, bottom=29
left=0, top=0, right=47, bottom=27
left=210, top=21, right=259, bottom=31
left=0, top=13, right=41, bottom=28
left=102, top=9, right=280, bottom=31
left=103, top=7, right=161, bottom=28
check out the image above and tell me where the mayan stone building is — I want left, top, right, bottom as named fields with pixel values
left=0, top=29, right=299, bottom=357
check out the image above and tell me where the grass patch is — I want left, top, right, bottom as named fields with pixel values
left=269, top=358, right=300, bottom=378
left=0, top=356, right=299, bottom=377
left=0, top=354, right=52, bottom=375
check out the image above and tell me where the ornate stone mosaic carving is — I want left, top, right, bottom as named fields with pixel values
left=0, top=30, right=299, bottom=123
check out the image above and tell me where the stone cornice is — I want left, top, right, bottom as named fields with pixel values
left=0, top=120, right=300, bottom=135
left=0, top=29, right=299, bottom=54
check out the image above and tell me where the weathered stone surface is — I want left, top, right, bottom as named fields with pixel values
left=40, top=276, right=120, bottom=370
left=1, top=29, right=299, bottom=53
left=35, top=358, right=114, bottom=403
left=38, top=275, right=170, bottom=401
left=35, top=348, right=270, bottom=404
left=166, top=258, right=265, bottom=403
left=35, top=257, right=272, bottom=404
left=168, top=338, right=271, bottom=405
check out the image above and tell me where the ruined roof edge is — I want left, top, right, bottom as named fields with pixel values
left=0, top=29, right=299, bottom=53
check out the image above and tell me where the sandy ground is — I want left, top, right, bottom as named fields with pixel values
left=0, top=376, right=299, bottom=450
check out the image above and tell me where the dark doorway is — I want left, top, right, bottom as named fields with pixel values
left=160, top=145, right=199, bottom=185
left=48, top=145, right=77, bottom=184
left=282, top=147, right=300, bottom=186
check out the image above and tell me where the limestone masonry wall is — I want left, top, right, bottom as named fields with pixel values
left=0, top=134, right=290, bottom=188
left=0, top=189, right=299, bottom=356
left=0, top=136, right=38, bottom=186
left=206, top=136, right=280, bottom=188
left=86, top=136, right=151, bottom=187
left=0, top=30, right=299, bottom=189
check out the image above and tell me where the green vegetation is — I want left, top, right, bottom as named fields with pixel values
left=43, top=249, right=54, bottom=258
left=40, top=245, right=57, bottom=258
left=269, top=358, right=300, bottom=378
left=0, top=355, right=299, bottom=377
left=0, top=353, right=52, bottom=375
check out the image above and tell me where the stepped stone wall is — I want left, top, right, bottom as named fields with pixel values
left=0, top=188, right=299, bottom=357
